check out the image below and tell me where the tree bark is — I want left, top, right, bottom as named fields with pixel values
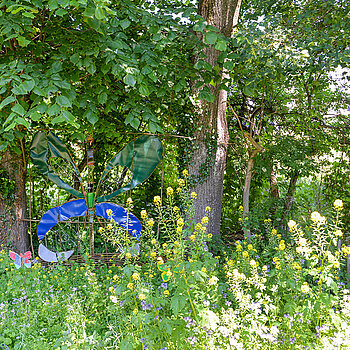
left=0, top=145, right=28, bottom=253
left=283, top=169, right=299, bottom=218
left=190, top=0, right=241, bottom=236
left=270, top=165, right=280, bottom=199
left=242, top=149, right=259, bottom=237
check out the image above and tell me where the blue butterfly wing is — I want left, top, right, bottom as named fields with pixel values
left=37, top=199, right=87, bottom=240
left=95, top=202, right=141, bottom=241
left=14, top=254, right=21, bottom=269
left=23, top=258, right=31, bottom=269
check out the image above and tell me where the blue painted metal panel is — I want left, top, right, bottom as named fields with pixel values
left=95, top=202, right=141, bottom=241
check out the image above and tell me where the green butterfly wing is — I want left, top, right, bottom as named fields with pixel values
left=96, top=135, right=163, bottom=203
left=30, top=132, right=84, bottom=198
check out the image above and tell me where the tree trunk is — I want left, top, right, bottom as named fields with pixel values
left=0, top=145, right=28, bottom=253
left=283, top=169, right=299, bottom=219
left=270, top=165, right=280, bottom=199
left=190, top=0, right=241, bottom=236
left=242, top=149, right=258, bottom=237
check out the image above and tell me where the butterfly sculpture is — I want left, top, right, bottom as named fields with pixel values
left=9, top=251, right=32, bottom=269
left=30, top=132, right=163, bottom=260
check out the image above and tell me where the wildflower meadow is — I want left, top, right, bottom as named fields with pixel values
left=1, top=173, right=349, bottom=350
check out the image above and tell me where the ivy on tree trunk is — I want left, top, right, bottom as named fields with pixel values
left=190, top=0, right=242, bottom=236
left=0, top=144, right=28, bottom=253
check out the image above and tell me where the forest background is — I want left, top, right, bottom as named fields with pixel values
left=0, top=0, right=349, bottom=254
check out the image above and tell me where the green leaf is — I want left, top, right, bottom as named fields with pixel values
left=11, top=85, right=27, bottom=95
left=17, top=36, right=31, bottom=47
left=51, top=115, right=65, bottom=124
left=22, top=80, right=35, bottom=93
left=15, top=117, right=30, bottom=128
left=70, top=53, right=81, bottom=66
left=55, top=8, right=67, bottom=16
left=98, top=92, right=107, bottom=104
left=0, top=96, right=16, bottom=110
left=120, top=19, right=131, bottom=29
left=205, top=31, right=218, bottom=45
left=119, top=337, right=133, bottom=350
left=215, top=39, right=227, bottom=51
left=29, top=111, right=41, bottom=121
left=95, top=6, right=105, bottom=20
left=56, top=95, right=72, bottom=107
left=193, top=21, right=206, bottom=32
left=123, top=74, right=136, bottom=87
left=86, top=111, right=98, bottom=125
left=0, top=142, right=8, bottom=152
left=198, top=89, right=215, bottom=103
left=170, top=295, right=187, bottom=316
left=129, top=118, right=140, bottom=129
left=243, top=85, right=254, bottom=96
left=61, top=110, right=74, bottom=122
left=11, top=103, right=26, bottom=116
left=139, top=84, right=150, bottom=97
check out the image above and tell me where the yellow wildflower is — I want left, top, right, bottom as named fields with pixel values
left=201, top=267, right=207, bottom=273
left=139, top=293, right=146, bottom=301
left=191, top=192, right=197, bottom=200
left=126, top=197, right=133, bottom=205
left=292, top=262, right=301, bottom=270
left=166, top=187, right=174, bottom=196
left=150, top=252, right=157, bottom=258
left=127, top=283, right=133, bottom=289
left=109, top=286, right=115, bottom=294
left=141, top=210, right=148, bottom=219
left=151, top=238, right=157, bottom=245
left=301, top=282, right=310, bottom=294
left=335, top=230, right=343, bottom=237
left=208, top=276, right=219, bottom=285
left=242, top=251, right=249, bottom=259
left=147, top=218, right=154, bottom=227
left=132, top=272, right=140, bottom=281
left=106, top=209, right=113, bottom=216
left=250, top=260, right=258, bottom=268
left=205, top=206, right=211, bottom=212
left=154, top=196, right=161, bottom=206
left=201, top=216, right=209, bottom=225
left=279, top=240, right=286, bottom=251
left=178, top=178, right=185, bottom=187
left=98, top=227, right=105, bottom=233
left=247, top=244, right=253, bottom=250
left=207, top=233, right=213, bottom=239
left=177, top=217, right=184, bottom=228
left=333, top=199, right=343, bottom=210
left=106, top=223, right=113, bottom=230
left=238, top=206, right=243, bottom=211
left=189, top=235, right=196, bottom=242
left=173, top=206, right=180, bottom=213
left=227, top=259, right=234, bottom=267
left=236, top=244, right=242, bottom=251
left=342, top=246, right=350, bottom=255
left=133, top=308, right=138, bottom=315
left=287, top=220, right=297, bottom=231
left=164, top=290, right=170, bottom=297
left=182, top=169, right=189, bottom=177
left=125, top=253, right=132, bottom=259
left=271, top=229, right=277, bottom=235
